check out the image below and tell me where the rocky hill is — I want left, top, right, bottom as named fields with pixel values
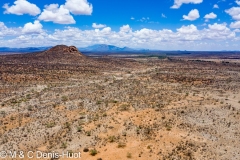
left=34, top=45, right=85, bottom=63
left=0, top=45, right=86, bottom=64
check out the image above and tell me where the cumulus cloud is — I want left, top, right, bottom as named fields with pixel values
left=0, top=22, right=21, bottom=37
left=171, top=0, right=203, bottom=9
left=234, top=29, right=240, bottom=32
left=230, top=21, right=240, bottom=28
left=44, top=23, right=235, bottom=49
left=64, top=0, right=93, bottom=15
left=208, top=23, right=228, bottom=31
left=101, top=27, right=111, bottom=34
left=3, top=0, right=41, bottom=16
left=236, top=0, right=240, bottom=5
left=38, top=4, right=75, bottom=24
left=120, top=25, right=132, bottom=33
left=204, top=12, right=217, bottom=19
left=0, top=22, right=5, bottom=29
left=183, top=9, right=200, bottom=21
left=213, top=4, right=219, bottom=8
left=225, top=7, right=240, bottom=21
left=22, top=20, right=43, bottom=34
left=92, top=23, right=106, bottom=29
left=37, top=0, right=92, bottom=24
left=177, top=24, right=198, bottom=33
left=0, top=23, right=238, bottom=50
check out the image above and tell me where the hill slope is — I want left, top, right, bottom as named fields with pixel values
left=35, top=45, right=85, bottom=63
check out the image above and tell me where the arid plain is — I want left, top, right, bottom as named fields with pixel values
left=0, top=46, right=240, bottom=160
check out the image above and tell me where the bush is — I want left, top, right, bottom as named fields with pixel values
left=65, top=122, right=71, bottom=130
left=108, top=136, right=115, bottom=143
left=96, top=101, right=102, bottom=105
left=10, top=116, right=15, bottom=121
left=103, top=113, right=107, bottom=117
left=61, top=142, right=67, bottom=149
left=165, top=125, right=172, bottom=131
left=77, top=126, right=82, bottom=132
left=46, top=122, right=55, bottom=128
left=27, top=106, right=33, bottom=111
left=86, top=131, right=91, bottom=136
left=61, top=96, right=68, bottom=102
left=118, top=104, right=130, bottom=111
left=117, top=142, right=126, bottom=148
left=89, top=149, right=97, bottom=156
left=127, top=152, right=132, bottom=158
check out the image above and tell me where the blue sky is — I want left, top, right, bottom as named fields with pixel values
left=0, top=0, right=240, bottom=50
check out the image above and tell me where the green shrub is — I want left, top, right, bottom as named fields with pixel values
left=127, top=152, right=132, bottom=158
left=117, top=142, right=126, bottom=148
left=61, top=96, right=68, bottom=102
left=89, top=149, right=97, bottom=156
left=108, top=136, right=115, bottom=143
left=61, top=142, right=67, bottom=149
left=46, top=122, right=55, bottom=128
left=118, top=104, right=130, bottom=111
left=86, top=131, right=91, bottom=136
left=77, top=126, right=82, bottom=132
left=27, top=106, right=33, bottom=111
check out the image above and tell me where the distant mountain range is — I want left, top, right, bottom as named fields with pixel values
left=0, top=44, right=149, bottom=53
left=0, top=47, right=52, bottom=52
left=79, top=44, right=142, bottom=52
left=1, top=45, right=239, bottom=54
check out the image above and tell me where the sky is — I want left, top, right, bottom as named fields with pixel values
left=0, top=0, right=240, bottom=50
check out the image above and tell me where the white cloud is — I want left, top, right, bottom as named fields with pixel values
left=3, top=0, right=41, bottom=16
left=177, top=24, right=198, bottom=33
left=183, top=9, right=200, bottom=21
left=234, top=29, right=240, bottom=32
left=120, top=25, right=132, bottom=33
left=22, top=20, right=43, bottom=34
left=204, top=12, right=217, bottom=19
left=225, top=7, right=240, bottom=21
left=230, top=21, right=240, bottom=28
left=92, top=23, right=106, bottom=29
left=200, top=23, right=207, bottom=26
left=131, top=17, right=135, bottom=20
left=0, top=23, right=238, bottom=50
left=0, top=22, right=21, bottom=37
left=101, top=27, right=111, bottom=34
left=208, top=23, right=228, bottom=31
left=38, top=4, right=75, bottom=24
left=161, top=13, right=167, bottom=18
left=43, top=23, right=235, bottom=50
left=213, top=4, right=219, bottom=8
left=64, top=0, right=92, bottom=15
left=0, top=22, right=8, bottom=32
left=171, top=0, right=203, bottom=9
left=236, top=0, right=240, bottom=5
left=137, top=17, right=150, bottom=22
left=37, top=0, right=92, bottom=24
